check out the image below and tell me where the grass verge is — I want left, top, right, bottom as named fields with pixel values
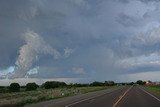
left=0, top=86, right=114, bottom=107
left=145, top=86, right=160, bottom=96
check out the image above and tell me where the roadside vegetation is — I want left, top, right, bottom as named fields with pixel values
left=145, top=85, right=160, bottom=96
left=0, top=81, right=117, bottom=107
left=138, top=80, right=160, bottom=96
left=0, top=80, right=147, bottom=107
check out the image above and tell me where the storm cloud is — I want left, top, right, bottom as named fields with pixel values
left=0, top=0, right=160, bottom=84
left=10, top=30, right=61, bottom=78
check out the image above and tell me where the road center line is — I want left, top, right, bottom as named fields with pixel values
left=139, top=87, right=160, bottom=102
left=65, top=87, right=122, bottom=107
left=112, top=86, right=132, bottom=107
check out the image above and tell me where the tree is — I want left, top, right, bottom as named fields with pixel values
left=26, top=82, right=39, bottom=91
left=44, top=81, right=53, bottom=89
left=9, top=83, right=20, bottom=92
left=127, top=82, right=134, bottom=85
left=44, top=81, right=67, bottom=89
left=90, top=81, right=104, bottom=86
left=105, top=81, right=115, bottom=86
left=136, top=80, right=145, bottom=85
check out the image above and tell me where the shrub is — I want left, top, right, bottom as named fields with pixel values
left=136, top=80, right=146, bottom=85
left=26, top=82, right=39, bottom=91
left=90, top=81, right=104, bottom=86
left=71, top=83, right=89, bottom=87
left=105, top=81, right=115, bottom=86
left=9, top=83, right=20, bottom=92
left=44, top=81, right=67, bottom=89
left=44, top=81, right=53, bottom=89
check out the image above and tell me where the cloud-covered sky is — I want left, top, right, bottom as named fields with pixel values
left=1, top=0, right=160, bottom=85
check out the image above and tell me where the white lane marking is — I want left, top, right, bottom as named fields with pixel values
left=140, top=87, right=160, bottom=102
left=65, top=96, right=96, bottom=107
left=65, top=88, right=122, bottom=107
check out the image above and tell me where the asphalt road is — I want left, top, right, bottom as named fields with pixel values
left=117, top=86, right=160, bottom=107
left=26, top=86, right=160, bottom=107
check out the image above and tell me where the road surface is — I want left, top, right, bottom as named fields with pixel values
left=26, top=86, right=160, bottom=107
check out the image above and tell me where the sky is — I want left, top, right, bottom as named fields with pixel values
left=1, top=0, right=160, bottom=85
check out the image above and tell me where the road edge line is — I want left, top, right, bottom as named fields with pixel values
left=112, top=86, right=132, bottom=107
left=139, top=87, right=160, bottom=102
left=65, top=87, right=122, bottom=107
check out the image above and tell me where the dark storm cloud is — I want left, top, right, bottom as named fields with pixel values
left=114, top=0, right=130, bottom=3
left=0, top=0, right=38, bottom=68
left=116, top=13, right=142, bottom=27
left=139, top=0, right=160, bottom=3
left=0, top=0, right=160, bottom=82
left=116, top=0, right=160, bottom=4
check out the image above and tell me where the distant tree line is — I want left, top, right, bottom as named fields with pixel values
left=67, top=81, right=115, bottom=87
left=0, top=80, right=147, bottom=93
left=42, top=81, right=67, bottom=89
left=136, top=80, right=146, bottom=85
